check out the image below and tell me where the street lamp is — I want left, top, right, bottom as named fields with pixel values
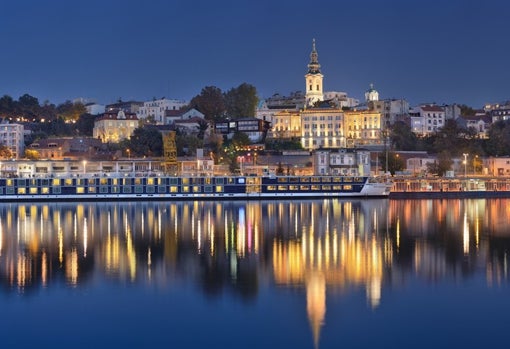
left=462, top=153, right=468, bottom=177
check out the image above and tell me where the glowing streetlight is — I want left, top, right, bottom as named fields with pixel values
left=462, top=153, right=468, bottom=177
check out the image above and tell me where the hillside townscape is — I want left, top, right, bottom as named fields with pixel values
left=1, top=41, right=510, bottom=177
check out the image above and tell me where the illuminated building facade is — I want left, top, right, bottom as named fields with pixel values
left=271, top=110, right=302, bottom=139
left=137, top=97, right=188, bottom=124
left=93, top=109, right=139, bottom=143
left=0, top=122, right=24, bottom=159
left=300, top=107, right=345, bottom=150
left=344, top=110, right=383, bottom=147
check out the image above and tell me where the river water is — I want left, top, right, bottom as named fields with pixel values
left=0, top=199, right=509, bottom=348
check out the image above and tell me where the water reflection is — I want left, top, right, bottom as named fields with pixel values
left=1, top=199, right=510, bottom=346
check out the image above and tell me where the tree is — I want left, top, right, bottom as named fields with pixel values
left=380, top=152, right=405, bottom=175
left=127, top=126, right=163, bottom=157
left=485, top=120, right=510, bottom=156
left=426, top=150, right=453, bottom=176
left=24, top=149, right=40, bottom=160
left=197, top=119, right=209, bottom=140
left=0, top=145, right=13, bottom=158
left=459, top=104, right=476, bottom=117
left=224, top=83, right=259, bottom=118
left=0, top=95, right=15, bottom=115
left=390, top=121, right=417, bottom=151
left=188, top=86, right=226, bottom=121
left=75, top=113, right=96, bottom=136
left=175, top=133, right=203, bottom=156
left=231, top=131, right=251, bottom=149
left=57, top=100, right=86, bottom=122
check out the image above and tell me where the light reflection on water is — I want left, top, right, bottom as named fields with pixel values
left=0, top=198, right=510, bottom=348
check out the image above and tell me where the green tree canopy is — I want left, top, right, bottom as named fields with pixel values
left=426, top=150, right=453, bottom=176
left=129, top=126, right=163, bottom=157
left=390, top=121, right=418, bottom=151
left=224, top=83, right=258, bottom=118
left=485, top=120, right=510, bottom=156
left=188, top=86, right=226, bottom=122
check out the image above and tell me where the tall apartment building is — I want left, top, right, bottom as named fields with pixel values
left=0, top=123, right=24, bottom=159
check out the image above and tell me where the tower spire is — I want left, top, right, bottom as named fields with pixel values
left=308, top=38, right=321, bottom=74
left=305, top=39, right=324, bottom=107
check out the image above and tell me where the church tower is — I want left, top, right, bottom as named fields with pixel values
left=305, top=39, right=324, bottom=107
left=365, top=83, right=379, bottom=102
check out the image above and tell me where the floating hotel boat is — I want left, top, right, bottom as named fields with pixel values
left=390, top=177, right=510, bottom=198
left=0, top=160, right=392, bottom=201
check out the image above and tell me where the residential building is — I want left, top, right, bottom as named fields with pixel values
left=368, top=98, right=409, bottom=126
left=487, top=157, right=510, bottom=176
left=457, top=115, right=491, bottom=138
left=344, top=110, right=383, bottom=147
left=314, top=148, right=371, bottom=176
left=28, top=137, right=104, bottom=160
left=323, top=91, right=359, bottom=109
left=93, top=110, right=139, bottom=143
left=271, top=110, right=301, bottom=139
left=164, top=108, right=204, bottom=125
left=85, top=103, right=106, bottom=115
left=256, top=99, right=299, bottom=131
left=410, top=105, right=445, bottom=136
left=0, top=122, right=24, bottom=159
left=489, top=106, right=510, bottom=123
left=105, top=100, right=143, bottom=114
left=265, top=91, right=305, bottom=109
left=443, top=104, right=461, bottom=120
left=137, top=98, right=188, bottom=124
left=215, top=118, right=270, bottom=143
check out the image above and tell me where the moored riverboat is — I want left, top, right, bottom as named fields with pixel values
left=0, top=174, right=391, bottom=201
left=390, top=177, right=510, bottom=198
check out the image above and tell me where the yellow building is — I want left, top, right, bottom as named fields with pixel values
left=93, top=110, right=139, bottom=143
left=344, top=110, right=383, bottom=147
left=271, top=110, right=302, bottom=139
left=300, top=107, right=345, bottom=149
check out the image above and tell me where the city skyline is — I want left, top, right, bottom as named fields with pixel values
left=1, top=0, right=509, bottom=108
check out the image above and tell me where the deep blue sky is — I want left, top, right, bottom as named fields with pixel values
left=1, top=0, right=508, bottom=108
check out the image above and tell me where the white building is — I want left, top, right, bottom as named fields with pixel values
left=364, top=83, right=379, bottom=102
left=93, top=110, right=139, bottom=143
left=369, top=98, right=409, bottom=126
left=85, top=103, right=106, bottom=115
left=305, top=39, right=324, bottom=107
left=323, top=91, right=359, bottom=108
left=165, top=108, right=204, bottom=125
left=137, top=98, right=188, bottom=124
left=314, top=148, right=371, bottom=176
left=410, top=105, right=445, bottom=136
left=0, top=122, right=24, bottom=159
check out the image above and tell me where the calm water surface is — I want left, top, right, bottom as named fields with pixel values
left=0, top=199, right=509, bottom=348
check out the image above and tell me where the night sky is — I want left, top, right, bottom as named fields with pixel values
left=1, top=0, right=508, bottom=108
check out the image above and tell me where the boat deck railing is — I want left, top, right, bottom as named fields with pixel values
left=391, top=176, right=510, bottom=192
